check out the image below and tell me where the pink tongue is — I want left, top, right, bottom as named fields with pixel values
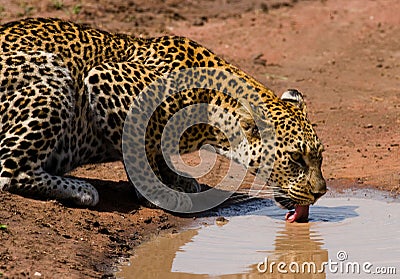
left=285, top=205, right=309, bottom=223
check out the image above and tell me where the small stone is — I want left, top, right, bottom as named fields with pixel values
left=34, top=272, right=42, bottom=277
left=98, top=228, right=110, bottom=235
left=143, top=217, right=152, bottom=224
left=192, top=16, right=208, bottom=26
left=216, top=216, right=229, bottom=226
left=62, top=234, right=72, bottom=239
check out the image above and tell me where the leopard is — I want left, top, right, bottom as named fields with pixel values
left=0, top=18, right=326, bottom=220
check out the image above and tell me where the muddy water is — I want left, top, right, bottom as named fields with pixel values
left=117, top=192, right=400, bottom=278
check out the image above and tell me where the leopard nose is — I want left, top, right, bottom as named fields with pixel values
left=311, top=190, right=326, bottom=201
left=311, top=176, right=327, bottom=201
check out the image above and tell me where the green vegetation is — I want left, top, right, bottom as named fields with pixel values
left=52, top=0, right=64, bottom=10
left=17, top=3, right=35, bottom=17
left=72, top=3, right=82, bottom=15
left=49, top=1, right=83, bottom=16
left=0, top=5, right=4, bottom=19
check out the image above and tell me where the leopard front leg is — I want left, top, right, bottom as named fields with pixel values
left=123, top=148, right=195, bottom=212
left=156, top=155, right=202, bottom=194
left=131, top=153, right=203, bottom=209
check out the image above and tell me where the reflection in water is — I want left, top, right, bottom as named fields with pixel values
left=117, top=230, right=203, bottom=279
left=116, top=198, right=400, bottom=279
left=257, top=223, right=328, bottom=279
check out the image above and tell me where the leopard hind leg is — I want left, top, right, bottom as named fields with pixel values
left=0, top=51, right=99, bottom=206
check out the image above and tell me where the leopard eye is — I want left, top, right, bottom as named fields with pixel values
left=290, top=152, right=307, bottom=168
left=251, top=126, right=259, bottom=136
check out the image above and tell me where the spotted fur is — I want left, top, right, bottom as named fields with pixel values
left=0, top=18, right=326, bottom=209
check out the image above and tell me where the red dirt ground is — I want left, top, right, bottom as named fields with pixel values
left=0, top=0, right=399, bottom=277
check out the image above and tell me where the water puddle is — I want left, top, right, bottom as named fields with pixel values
left=116, top=191, right=400, bottom=278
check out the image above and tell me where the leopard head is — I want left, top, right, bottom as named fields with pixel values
left=237, top=89, right=326, bottom=213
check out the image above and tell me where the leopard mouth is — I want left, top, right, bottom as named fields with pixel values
left=285, top=204, right=309, bottom=223
left=274, top=192, right=310, bottom=223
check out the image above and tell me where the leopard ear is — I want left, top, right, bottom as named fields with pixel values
left=281, top=89, right=307, bottom=115
left=237, top=99, right=260, bottom=138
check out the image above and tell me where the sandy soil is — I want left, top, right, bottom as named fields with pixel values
left=0, top=0, right=399, bottom=277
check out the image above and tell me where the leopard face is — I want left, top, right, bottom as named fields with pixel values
left=0, top=18, right=326, bottom=215
left=265, top=90, right=326, bottom=209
